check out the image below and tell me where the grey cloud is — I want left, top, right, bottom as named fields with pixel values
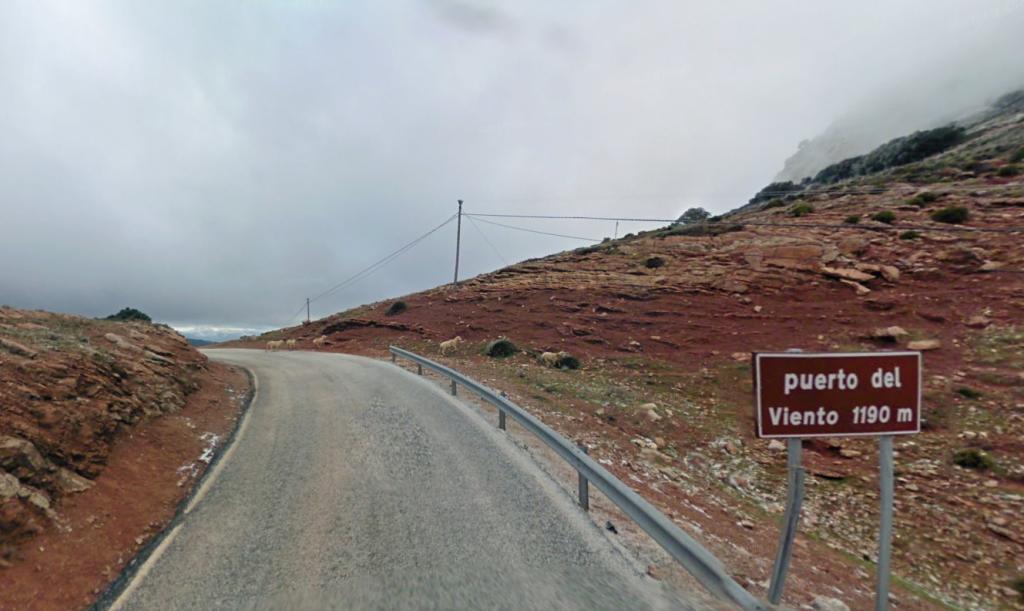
left=1, top=1, right=1021, bottom=338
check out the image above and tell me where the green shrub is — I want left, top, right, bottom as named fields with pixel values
left=998, top=164, right=1020, bottom=177
left=749, top=181, right=802, bottom=205
left=952, top=448, right=995, bottom=470
left=676, top=207, right=711, bottom=224
left=484, top=338, right=518, bottom=358
left=871, top=210, right=896, bottom=224
left=763, top=198, right=787, bottom=209
left=645, top=256, right=665, bottom=269
left=1010, top=147, right=1024, bottom=163
left=1012, top=575, right=1024, bottom=601
left=385, top=301, right=407, bottom=316
left=556, top=353, right=581, bottom=370
left=908, top=191, right=938, bottom=207
left=931, top=206, right=969, bottom=224
left=104, top=307, right=151, bottom=323
left=899, top=230, right=920, bottom=240
left=789, top=203, right=814, bottom=217
left=844, top=215, right=861, bottom=224
left=955, top=387, right=983, bottom=399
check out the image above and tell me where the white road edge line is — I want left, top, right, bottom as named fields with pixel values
left=108, top=367, right=260, bottom=610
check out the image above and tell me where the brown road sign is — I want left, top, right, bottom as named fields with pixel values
left=754, top=352, right=921, bottom=438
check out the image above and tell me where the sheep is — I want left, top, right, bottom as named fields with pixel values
left=439, top=336, right=463, bottom=355
left=266, top=340, right=284, bottom=351
left=285, top=339, right=297, bottom=350
left=539, top=351, right=570, bottom=368
left=539, top=351, right=560, bottom=367
left=312, top=335, right=327, bottom=349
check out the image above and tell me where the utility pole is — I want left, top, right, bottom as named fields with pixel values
left=453, top=199, right=463, bottom=286
left=306, top=297, right=310, bottom=324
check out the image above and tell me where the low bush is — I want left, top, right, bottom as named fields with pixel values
left=899, top=230, right=921, bottom=240
left=952, top=448, right=995, bottom=470
left=908, top=191, right=938, bottom=207
left=844, top=215, right=861, bottom=224
left=104, top=307, right=151, bottom=323
left=763, top=198, right=787, bottom=209
left=931, top=206, right=969, bottom=224
left=955, top=387, right=983, bottom=399
left=645, top=256, right=665, bottom=269
left=871, top=210, right=896, bottom=224
left=556, top=353, right=581, bottom=370
left=1012, top=576, right=1024, bottom=602
left=789, top=203, right=814, bottom=217
left=1010, top=147, right=1024, bottom=163
left=484, top=338, right=518, bottom=358
left=385, top=301, right=407, bottom=316
left=997, top=164, right=1020, bottom=177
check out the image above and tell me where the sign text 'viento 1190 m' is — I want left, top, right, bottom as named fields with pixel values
left=754, top=352, right=922, bottom=438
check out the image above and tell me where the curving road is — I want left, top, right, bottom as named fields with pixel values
left=110, top=349, right=689, bottom=610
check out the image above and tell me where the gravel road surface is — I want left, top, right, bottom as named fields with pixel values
left=112, top=349, right=691, bottom=610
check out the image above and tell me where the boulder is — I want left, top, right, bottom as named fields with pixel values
left=908, top=339, right=941, bottom=351
left=0, top=337, right=37, bottom=358
left=811, top=596, right=850, bottom=611
left=879, top=265, right=900, bottom=282
left=965, top=315, right=991, bottom=329
left=839, top=279, right=871, bottom=295
left=822, top=266, right=874, bottom=283
left=56, top=467, right=93, bottom=494
left=105, top=333, right=140, bottom=352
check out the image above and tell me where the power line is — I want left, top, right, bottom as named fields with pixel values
left=466, top=215, right=508, bottom=266
left=470, top=212, right=675, bottom=223
left=467, top=212, right=1024, bottom=234
left=306, top=213, right=458, bottom=308
left=465, top=215, right=603, bottom=242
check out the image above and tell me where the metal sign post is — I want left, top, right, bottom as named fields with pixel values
left=754, top=351, right=921, bottom=609
left=768, top=437, right=804, bottom=604
left=876, top=435, right=894, bottom=611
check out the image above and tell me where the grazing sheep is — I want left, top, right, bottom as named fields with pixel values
left=285, top=339, right=297, bottom=350
left=266, top=340, right=284, bottom=351
left=539, top=351, right=560, bottom=367
left=539, top=351, right=571, bottom=368
left=439, top=336, right=463, bottom=355
left=312, top=335, right=327, bottom=348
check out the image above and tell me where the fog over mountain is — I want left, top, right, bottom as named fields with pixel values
left=1, top=1, right=1022, bottom=339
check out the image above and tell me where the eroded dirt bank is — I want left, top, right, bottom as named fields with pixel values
left=0, top=307, right=249, bottom=610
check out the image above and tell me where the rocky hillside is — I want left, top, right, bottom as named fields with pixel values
left=0, top=307, right=208, bottom=564
left=234, top=93, right=1024, bottom=608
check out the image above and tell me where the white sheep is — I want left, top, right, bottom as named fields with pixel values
left=439, top=336, right=463, bottom=355
left=539, top=351, right=570, bottom=368
left=539, top=351, right=560, bottom=367
left=285, top=339, right=297, bottom=350
left=312, top=335, right=328, bottom=349
left=266, top=340, right=284, bottom=351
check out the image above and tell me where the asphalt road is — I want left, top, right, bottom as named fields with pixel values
left=111, top=349, right=689, bottom=610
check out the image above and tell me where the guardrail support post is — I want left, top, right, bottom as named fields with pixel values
left=498, top=409, right=506, bottom=430
left=391, top=353, right=396, bottom=363
left=450, top=380, right=457, bottom=396
left=578, top=445, right=590, bottom=511
left=417, top=364, right=422, bottom=375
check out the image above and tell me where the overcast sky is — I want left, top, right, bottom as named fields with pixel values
left=2, top=1, right=1022, bottom=339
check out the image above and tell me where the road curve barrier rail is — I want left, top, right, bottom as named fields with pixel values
left=389, top=346, right=766, bottom=610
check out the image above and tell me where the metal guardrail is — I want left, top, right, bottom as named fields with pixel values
left=389, top=346, right=766, bottom=610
